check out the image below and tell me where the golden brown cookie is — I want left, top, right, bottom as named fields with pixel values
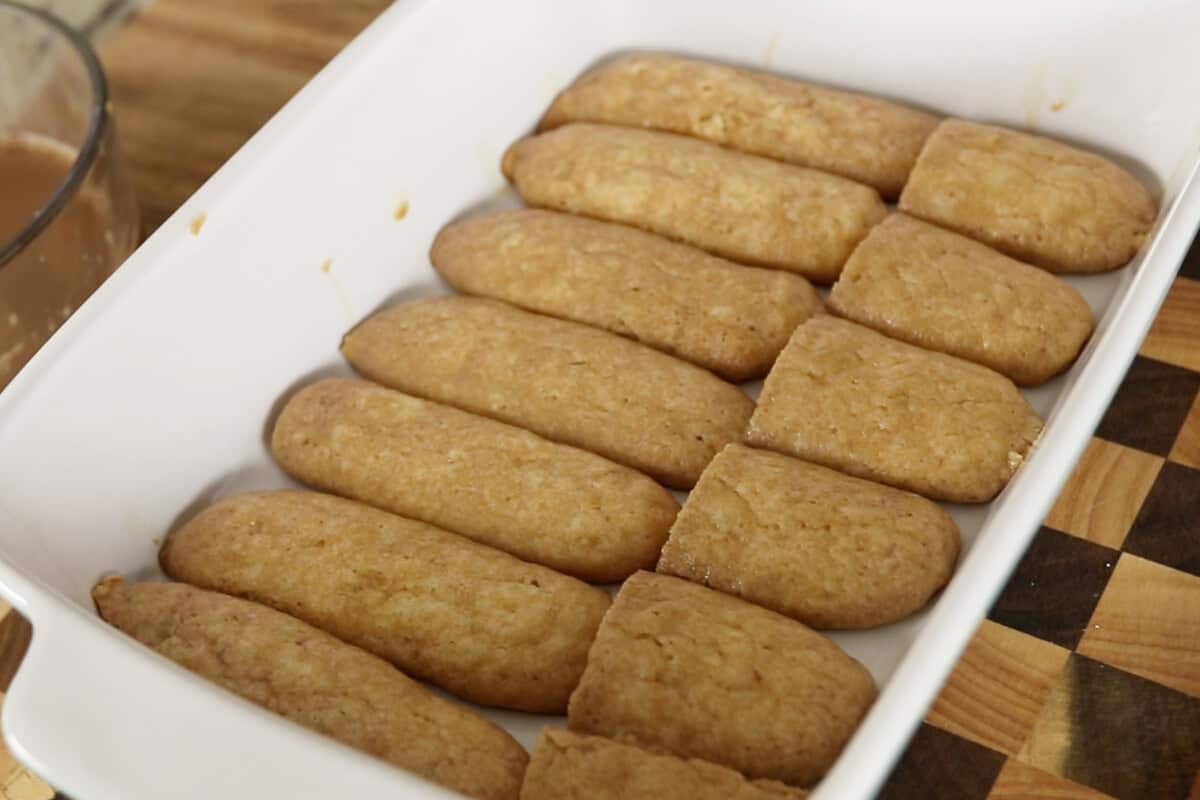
left=539, top=52, right=939, bottom=198
left=341, top=297, right=754, bottom=488
left=520, top=728, right=808, bottom=800
left=431, top=209, right=823, bottom=381
left=657, top=444, right=960, bottom=629
left=93, top=577, right=528, bottom=800
left=161, top=489, right=611, bottom=712
left=828, top=213, right=1094, bottom=385
left=745, top=316, right=1043, bottom=503
left=566, top=572, right=877, bottom=786
left=899, top=119, right=1157, bottom=273
left=502, top=123, right=886, bottom=283
left=270, top=379, right=678, bottom=581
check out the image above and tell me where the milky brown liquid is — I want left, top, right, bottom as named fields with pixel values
left=0, top=133, right=125, bottom=388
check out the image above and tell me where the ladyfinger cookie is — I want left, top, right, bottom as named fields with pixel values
left=745, top=316, right=1042, bottom=503
left=431, top=210, right=823, bottom=381
left=93, top=577, right=528, bottom=800
left=502, top=123, right=886, bottom=283
left=657, top=444, right=960, bottom=629
left=271, top=379, right=678, bottom=582
left=341, top=297, right=754, bottom=488
left=566, top=572, right=877, bottom=787
left=161, top=490, right=611, bottom=712
left=829, top=214, right=1094, bottom=385
left=539, top=52, right=939, bottom=198
left=520, top=728, right=808, bottom=800
left=899, top=119, right=1157, bottom=273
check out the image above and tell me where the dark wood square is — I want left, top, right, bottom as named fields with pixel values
left=1094, top=356, right=1200, bottom=456
left=987, top=527, right=1118, bottom=649
left=1031, top=654, right=1200, bottom=799
left=1123, top=461, right=1200, bottom=578
left=1178, top=228, right=1200, bottom=281
left=878, top=723, right=1005, bottom=800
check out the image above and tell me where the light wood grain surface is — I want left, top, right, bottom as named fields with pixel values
left=1077, top=554, right=1200, bottom=698
left=927, top=620, right=1070, bottom=756
left=100, top=0, right=390, bottom=235
left=1142, top=278, right=1200, bottom=374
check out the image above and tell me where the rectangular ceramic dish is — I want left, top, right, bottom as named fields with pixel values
left=1, top=1, right=1198, bottom=797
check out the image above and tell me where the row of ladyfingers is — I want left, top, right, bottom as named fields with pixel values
left=92, top=52, right=1161, bottom=799
left=435, top=207, right=1094, bottom=387
left=528, top=52, right=1156, bottom=277
left=282, top=306, right=968, bottom=636
left=483, top=52, right=1155, bottom=395
left=338, top=295, right=1039, bottom=504
left=504, top=118, right=1149, bottom=282
left=90, top=304, right=963, bottom=796
left=269, top=375, right=959, bottom=627
left=95, top=303, right=963, bottom=796
left=96, top=526, right=874, bottom=798
left=92, top=225, right=1039, bottom=797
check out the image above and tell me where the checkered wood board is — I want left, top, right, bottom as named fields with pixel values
left=880, top=240, right=1200, bottom=800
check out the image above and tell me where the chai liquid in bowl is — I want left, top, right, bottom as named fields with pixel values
left=0, top=132, right=126, bottom=388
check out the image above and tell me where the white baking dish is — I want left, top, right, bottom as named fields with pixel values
left=1, top=1, right=1198, bottom=797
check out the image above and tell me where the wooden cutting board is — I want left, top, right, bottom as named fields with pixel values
left=1, top=2, right=1198, bottom=798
